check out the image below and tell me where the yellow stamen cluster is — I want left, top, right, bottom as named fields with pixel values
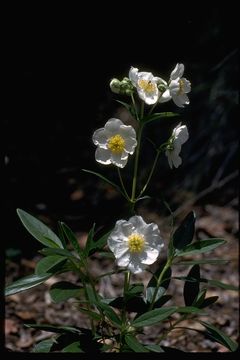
left=107, top=134, right=125, bottom=154
left=138, top=79, right=156, bottom=93
left=128, top=233, right=145, bottom=253
left=178, top=79, right=185, bottom=95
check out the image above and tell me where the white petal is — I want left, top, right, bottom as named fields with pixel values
left=181, top=78, right=191, bottom=93
left=124, top=137, right=137, bottom=154
left=171, top=152, right=182, bottom=168
left=129, top=66, right=139, bottom=86
left=138, top=72, right=154, bottom=81
left=159, top=89, right=172, bottom=103
left=117, top=252, right=131, bottom=267
left=172, top=95, right=185, bottom=108
left=174, top=125, right=189, bottom=145
left=95, top=147, right=111, bottom=165
left=170, top=63, right=184, bottom=80
left=110, top=152, right=128, bottom=168
left=119, top=124, right=136, bottom=140
left=104, top=118, right=123, bottom=136
left=169, top=79, right=180, bottom=95
left=128, top=215, right=147, bottom=233
left=165, top=150, right=173, bottom=169
left=154, top=76, right=167, bottom=86
left=92, top=128, right=107, bottom=147
left=127, top=256, right=146, bottom=274
left=140, top=247, right=160, bottom=265
left=137, top=88, right=159, bottom=105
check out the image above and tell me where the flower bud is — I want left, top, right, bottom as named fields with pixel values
left=110, top=78, right=121, bottom=94
left=158, top=83, right=167, bottom=93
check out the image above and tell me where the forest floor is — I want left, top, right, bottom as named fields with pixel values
left=5, top=203, right=239, bottom=352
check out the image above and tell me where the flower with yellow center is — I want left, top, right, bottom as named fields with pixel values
left=93, top=118, right=137, bottom=168
left=107, top=215, right=164, bottom=274
left=165, top=122, right=189, bottom=169
left=129, top=66, right=165, bottom=105
left=160, top=63, right=191, bottom=108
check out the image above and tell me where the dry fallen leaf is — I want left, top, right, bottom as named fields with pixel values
left=5, top=319, right=18, bottom=335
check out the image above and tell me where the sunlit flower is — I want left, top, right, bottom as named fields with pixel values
left=165, top=123, right=189, bottom=169
left=92, top=118, right=137, bottom=168
left=129, top=66, right=164, bottom=105
left=107, top=215, right=164, bottom=274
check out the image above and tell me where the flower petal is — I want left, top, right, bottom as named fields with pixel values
left=128, top=215, right=147, bottom=233
left=129, top=66, right=139, bottom=86
left=127, top=255, right=146, bottom=274
left=95, top=147, right=111, bottom=165
left=172, top=95, right=185, bottom=108
left=159, top=89, right=172, bottom=103
left=111, top=152, right=128, bottom=168
left=124, top=137, right=137, bottom=154
left=105, top=118, right=124, bottom=136
left=171, top=151, right=182, bottom=168
left=140, top=247, right=160, bottom=265
left=165, top=150, right=173, bottom=169
left=174, top=125, right=189, bottom=145
left=117, top=252, right=131, bottom=267
left=92, top=128, right=107, bottom=147
left=181, top=78, right=191, bottom=93
left=170, top=63, right=184, bottom=80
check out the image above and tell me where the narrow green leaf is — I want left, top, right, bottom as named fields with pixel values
left=83, top=223, right=95, bottom=257
left=132, top=307, right=177, bottom=328
left=146, top=264, right=171, bottom=303
left=125, top=334, right=149, bottom=352
left=78, top=308, right=102, bottom=321
left=57, top=221, right=67, bottom=249
left=61, top=222, right=83, bottom=259
left=145, top=344, right=164, bottom=352
left=184, top=265, right=200, bottom=306
left=193, top=288, right=207, bottom=307
left=25, top=324, right=83, bottom=334
left=144, top=112, right=179, bottom=124
left=89, top=230, right=112, bottom=255
left=176, top=306, right=204, bottom=314
left=175, top=259, right=229, bottom=265
left=176, top=239, right=226, bottom=256
left=35, top=255, right=68, bottom=276
left=39, top=247, right=77, bottom=260
left=207, top=279, right=238, bottom=291
left=97, top=301, right=121, bottom=328
left=199, top=296, right=219, bottom=308
left=125, top=284, right=144, bottom=299
left=82, top=169, right=123, bottom=196
left=49, top=281, right=82, bottom=303
left=5, top=273, right=52, bottom=296
left=199, top=321, right=238, bottom=351
left=62, top=341, right=83, bottom=353
left=173, top=211, right=196, bottom=250
left=17, top=208, right=63, bottom=248
left=33, top=338, right=57, bottom=352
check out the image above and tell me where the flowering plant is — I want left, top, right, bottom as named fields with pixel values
left=5, top=64, right=238, bottom=353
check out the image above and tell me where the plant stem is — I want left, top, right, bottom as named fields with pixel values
left=117, top=168, right=130, bottom=201
left=119, top=271, right=131, bottom=351
left=131, top=122, right=144, bottom=208
left=137, top=150, right=160, bottom=198
left=149, top=257, right=173, bottom=311
left=131, top=93, right=139, bottom=122
left=157, top=314, right=188, bottom=344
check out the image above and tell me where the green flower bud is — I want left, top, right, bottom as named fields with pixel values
left=158, top=83, right=167, bottom=93
left=110, top=78, right=121, bottom=94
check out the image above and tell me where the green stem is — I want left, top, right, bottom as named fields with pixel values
left=157, top=314, right=188, bottom=344
left=131, top=93, right=139, bottom=122
left=149, top=257, right=173, bottom=311
left=117, top=168, right=130, bottom=201
left=137, top=150, right=160, bottom=198
left=131, top=122, right=144, bottom=209
left=119, top=271, right=131, bottom=351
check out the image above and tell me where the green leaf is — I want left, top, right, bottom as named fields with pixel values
left=176, top=239, right=226, bottom=256
left=176, top=306, right=204, bottom=314
left=125, top=283, right=144, bottom=299
left=132, top=307, right=177, bottom=328
left=89, top=230, right=112, bottom=255
left=39, top=247, right=77, bottom=260
left=193, top=288, right=207, bottom=307
left=184, top=265, right=200, bottom=306
left=97, top=301, right=121, bottom=328
left=60, top=222, right=83, bottom=259
left=207, top=279, right=238, bottom=291
left=5, top=273, right=52, bottom=296
left=173, top=211, right=196, bottom=250
left=62, top=341, right=83, bottom=353
left=57, top=221, right=67, bottom=249
left=199, top=321, right=238, bottom=352
left=33, top=338, right=56, bottom=352
left=146, top=264, right=171, bottom=304
left=35, top=255, right=68, bottom=276
left=82, top=169, right=123, bottom=196
left=83, top=223, right=95, bottom=257
left=17, top=208, right=63, bottom=248
left=125, top=334, right=149, bottom=352
left=145, top=344, right=164, bottom=352
left=199, top=296, right=219, bottom=308
left=25, top=324, right=83, bottom=334
left=49, top=281, right=82, bottom=303
left=78, top=308, right=102, bottom=321
left=115, top=100, right=135, bottom=116
left=175, top=259, right=229, bottom=266
left=144, top=112, right=179, bottom=124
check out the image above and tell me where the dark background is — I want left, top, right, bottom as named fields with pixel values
left=4, top=4, right=238, bottom=257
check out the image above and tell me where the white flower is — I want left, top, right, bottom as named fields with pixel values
left=165, top=123, right=189, bottom=169
left=129, top=66, right=163, bottom=105
left=160, top=63, right=191, bottom=108
left=93, top=118, right=137, bottom=168
left=107, top=215, right=164, bottom=274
